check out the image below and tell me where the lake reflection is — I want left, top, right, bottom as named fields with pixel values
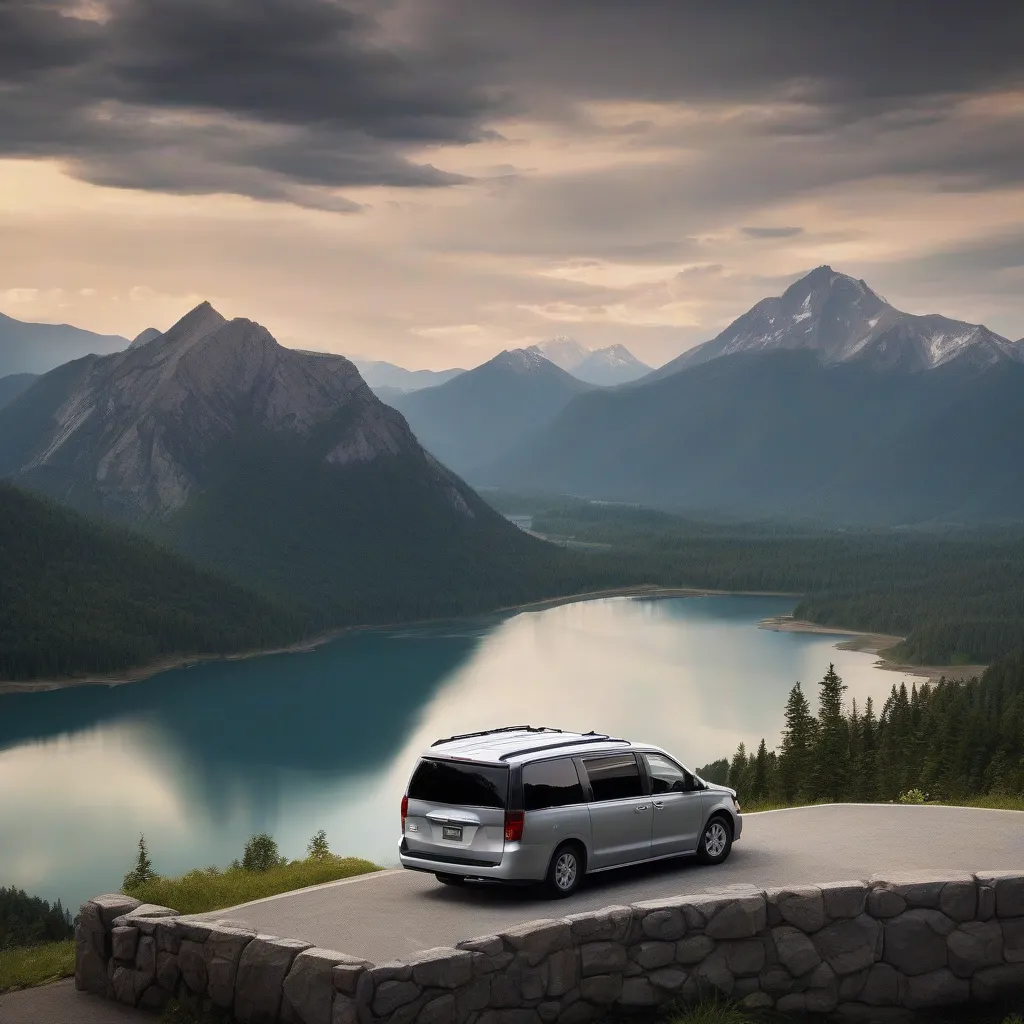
left=0, top=595, right=925, bottom=909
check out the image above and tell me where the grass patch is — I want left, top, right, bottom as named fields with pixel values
left=125, top=854, right=379, bottom=916
left=662, top=996, right=763, bottom=1024
left=0, top=939, right=75, bottom=992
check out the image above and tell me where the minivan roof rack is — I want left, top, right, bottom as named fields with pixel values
left=498, top=734, right=630, bottom=761
left=430, top=725, right=566, bottom=747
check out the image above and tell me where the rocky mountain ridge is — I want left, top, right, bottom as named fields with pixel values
left=0, top=302, right=457, bottom=520
left=0, top=310, right=129, bottom=377
left=529, top=336, right=651, bottom=384
left=649, top=266, right=1021, bottom=380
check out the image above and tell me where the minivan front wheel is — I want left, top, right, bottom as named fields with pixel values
left=697, top=816, right=733, bottom=865
left=546, top=843, right=583, bottom=898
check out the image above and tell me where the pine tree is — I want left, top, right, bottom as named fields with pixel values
left=728, top=742, right=749, bottom=796
left=122, top=833, right=156, bottom=892
left=778, top=682, right=816, bottom=802
left=751, top=739, right=769, bottom=800
left=856, top=696, right=878, bottom=801
left=814, top=663, right=850, bottom=802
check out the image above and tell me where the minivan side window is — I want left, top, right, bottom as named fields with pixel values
left=645, top=753, right=692, bottom=794
left=523, top=758, right=585, bottom=811
left=408, top=758, right=508, bottom=808
left=582, top=753, right=643, bottom=801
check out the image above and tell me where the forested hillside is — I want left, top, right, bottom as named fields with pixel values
left=494, top=496, right=1024, bottom=665
left=0, top=483, right=306, bottom=680
left=703, top=655, right=1024, bottom=804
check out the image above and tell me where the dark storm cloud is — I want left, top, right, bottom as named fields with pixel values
left=431, top=0, right=1024, bottom=113
left=1, top=0, right=1022, bottom=208
left=0, top=0, right=491, bottom=205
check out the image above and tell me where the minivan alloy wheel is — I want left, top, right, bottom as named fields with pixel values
left=697, top=815, right=732, bottom=864
left=546, top=843, right=582, bottom=897
left=554, top=851, right=577, bottom=890
left=704, top=821, right=728, bottom=857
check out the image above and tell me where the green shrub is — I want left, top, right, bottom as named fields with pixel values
left=242, top=833, right=281, bottom=873
left=898, top=788, right=928, bottom=804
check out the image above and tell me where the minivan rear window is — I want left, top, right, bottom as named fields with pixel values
left=408, top=758, right=508, bottom=808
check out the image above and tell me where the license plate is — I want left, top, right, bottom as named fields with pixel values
left=442, top=825, right=463, bottom=841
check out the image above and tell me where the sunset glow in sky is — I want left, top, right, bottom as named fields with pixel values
left=2, top=0, right=1022, bottom=368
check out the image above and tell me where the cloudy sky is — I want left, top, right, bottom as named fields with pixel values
left=2, top=0, right=1022, bottom=369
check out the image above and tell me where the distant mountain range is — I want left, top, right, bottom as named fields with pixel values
left=480, top=267, right=1024, bottom=525
left=0, top=303, right=563, bottom=622
left=530, top=335, right=652, bottom=385
left=0, top=310, right=130, bottom=376
left=386, top=347, right=593, bottom=477
left=353, top=359, right=465, bottom=394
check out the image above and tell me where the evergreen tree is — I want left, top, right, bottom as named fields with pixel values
left=814, top=663, right=850, bottom=802
left=728, top=742, right=749, bottom=796
left=778, top=682, right=816, bottom=801
left=122, top=834, right=156, bottom=892
left=856, top=696, right=879, bottom=801
left=751, top=739, right=769, bottom=800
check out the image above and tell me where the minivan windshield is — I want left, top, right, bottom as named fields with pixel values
left=408, top=758, right=509, bottom=808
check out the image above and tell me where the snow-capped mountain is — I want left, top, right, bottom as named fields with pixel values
left=649, top=266, right=1020, bottom=380
left=528, top=336, right=650, bottom=385
left=531, top=336, right=590, bottom=371
left=573, top=344, right=652, bottom=385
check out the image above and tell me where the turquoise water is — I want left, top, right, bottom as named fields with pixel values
left=0, top=595, right=925, bottom=910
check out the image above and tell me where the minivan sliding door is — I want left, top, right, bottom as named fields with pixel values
left=579, top=753, right=652, bottom=868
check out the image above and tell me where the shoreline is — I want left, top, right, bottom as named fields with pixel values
left=0, top=584, right=797, bottom=696
left=758, top=615, right=987, bottom=681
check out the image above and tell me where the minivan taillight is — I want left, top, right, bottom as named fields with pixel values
left=401, top=794, right=408, bottom=833
left=504, top=810, right=524, bottom=843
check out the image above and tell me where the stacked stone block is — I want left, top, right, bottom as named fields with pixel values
left=75, top=870, right=1024, bottom=1023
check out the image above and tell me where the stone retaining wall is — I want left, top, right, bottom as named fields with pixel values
left=76, top=870, right=1024, bottom=1023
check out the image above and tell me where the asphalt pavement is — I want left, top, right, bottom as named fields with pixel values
left=3, top=804, right=1022, bottom=1024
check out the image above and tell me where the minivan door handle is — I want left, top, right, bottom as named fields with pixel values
left=652, top=800, right=664, bottom=809
left=635, top=805, right=648, bottom=812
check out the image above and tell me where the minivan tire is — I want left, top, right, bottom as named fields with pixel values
left=546, top=842, right=583, bottom=898
left=697, top=815, right=733, bottom=864
left=435, top=873, right=466, bottom=886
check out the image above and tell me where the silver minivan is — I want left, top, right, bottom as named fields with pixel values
left=398, top=725, right=742, bottom=897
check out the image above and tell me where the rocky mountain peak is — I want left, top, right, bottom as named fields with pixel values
left=532, top=335, right=589, bottom=371
left=649, top=265, right=1018, bottom=379
left=494, top=347, right=550, bottom=373
left=0, top=304, right=431, bottom=519
left=129, top=327, right=163, bottom=349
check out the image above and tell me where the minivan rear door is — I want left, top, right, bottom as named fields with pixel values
left=403, top=757, right=508, bottom=865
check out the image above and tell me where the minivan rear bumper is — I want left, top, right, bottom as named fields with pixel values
left=398, top=839, right=547, bottom=881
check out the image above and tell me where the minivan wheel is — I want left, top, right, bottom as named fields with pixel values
left=697, top=815, right=733, bottom=864
left=546, top=843, right=583, bottom=898
left=435, top=873, right=466, bottom=886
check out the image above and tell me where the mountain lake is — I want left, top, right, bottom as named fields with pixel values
left=0, top=594, right=929, bottom=911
